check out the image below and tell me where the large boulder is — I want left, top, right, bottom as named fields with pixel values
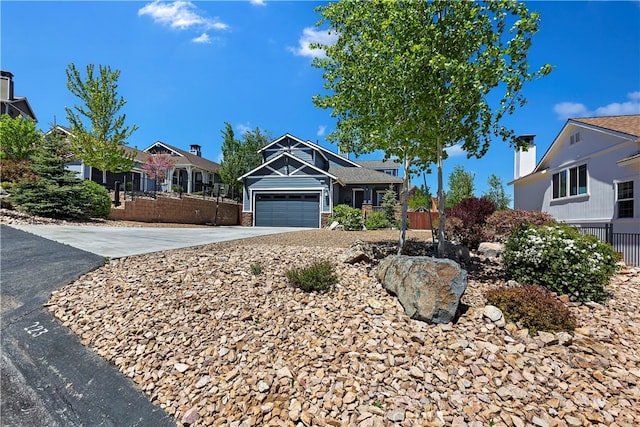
left=376, top=255, right=467, bottom=324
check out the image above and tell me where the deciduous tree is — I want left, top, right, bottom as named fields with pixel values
left=142, top=154, right=175, bottom=193
left=484, top=174, right=511, bottom=210
left=312, top=0, right=551, bottom=256
left=65, top=63, right=138, bottom=184
left=445, top=165, right=475, bottom=209
left=218, top=123, right=270, bottom=200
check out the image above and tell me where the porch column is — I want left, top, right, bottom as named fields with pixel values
left=186, top=166, right=193, bottom=194
left=166, top=168, right=174, bottom=192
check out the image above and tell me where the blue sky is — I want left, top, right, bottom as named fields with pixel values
left=2, top=1, right=639, bottom=201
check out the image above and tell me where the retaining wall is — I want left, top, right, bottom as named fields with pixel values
left=109, top=196, right=241, bottom=225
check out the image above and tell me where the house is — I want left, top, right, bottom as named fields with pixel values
left=53, top=125, right=221, bottom=193
left=144, top=141, right=221, bottom=193
left=238, top=133, right=403, bottom=228
left=510, top=114, right=639, bottom=265
left=1, top=71, right=37, bottom=121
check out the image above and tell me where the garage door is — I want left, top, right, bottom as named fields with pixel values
left=255, top=193, right=320, bottom=228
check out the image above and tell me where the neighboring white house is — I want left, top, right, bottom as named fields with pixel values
left=510, top=115, right=639, bottom=265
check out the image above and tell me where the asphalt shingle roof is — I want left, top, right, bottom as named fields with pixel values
left=329, top=166, right=403, bottom=185
left=572, top=115, right=640, bottom=138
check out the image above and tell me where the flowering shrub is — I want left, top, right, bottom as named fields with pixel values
left=485, top=284, right=576, bottom=335
left=482, top=209, right=555, bottom=243
left=503, top=224, right=618, bottom=302
left=365, top=211, right=390, bottom=230
left=445, top=196, right=496, bottom=248
left=328, top=204, right=364, bottom=231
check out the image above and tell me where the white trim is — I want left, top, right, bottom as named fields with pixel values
left=259, top=133, right=362, bottom=168
left=533, top=121, right=637, bottom=175
left=238, top=152, right=338, bottom=180
left=143, top=141, right=185, bottom=158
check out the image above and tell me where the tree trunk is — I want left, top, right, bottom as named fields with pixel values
left=437, top=139, right=446, bottom=258
left=102, top=170, right=107, bottom=185
left=398, top=154, right=411, bottom=255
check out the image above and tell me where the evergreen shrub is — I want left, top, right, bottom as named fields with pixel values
left=503, top=224, right=618, bottom=302
left=286, top=261, right=338, bottom=293
left=328, top=204, right=364, bottom=231
left=80, top=180, right=111, bottom=218
left=365, top=211, right=390, bottom=230
left=485, top=284, right=576, bottom=335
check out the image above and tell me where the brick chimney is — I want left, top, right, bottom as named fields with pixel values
left=514, top=135, right=536, bottom=179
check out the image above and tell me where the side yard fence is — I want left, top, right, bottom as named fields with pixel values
left=570, top=223, right=640, bottom=267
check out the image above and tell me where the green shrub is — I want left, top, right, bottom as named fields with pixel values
left=250, top=263, right=263, bottom=275
left=482, top=209, right=555, bottom=243
left=485, top=284, right=577, bottom=335
left=286, top=261, right=338, bottom=292
left=80, top=180, right=111, bottom=218
left=365, top=211, right=390, bottom=230
left=503, top=224, right=618, bottom=302
left=328, top=204, right=364, bottom=231
left=172, top=185, right=183, bottom=193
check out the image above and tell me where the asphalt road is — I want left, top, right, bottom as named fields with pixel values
left=0, top=225, right=175, bottom=426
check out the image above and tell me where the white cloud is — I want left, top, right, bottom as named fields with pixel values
left=628, top=91, right=640, bottom=100
left=236, top=123, right=251, bottom=135
left=250, top=0, right=267, bottom=6
left=289, top=27, right=337, bottom=59
left=192, top=33, right=211, bottom=44
left=595, top=101, right=640, bottom=116
left=138, top=1, right=228, bottom=31
left=553, top=91, right=640, bottom=119
left=317, top=125, right=326, bottom=137
left=445, top=144, right=466, bottom=158
left=553, top=102, right=589, bottom=120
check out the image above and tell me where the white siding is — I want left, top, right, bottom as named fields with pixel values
left=514, top=124, right=639, bottom=226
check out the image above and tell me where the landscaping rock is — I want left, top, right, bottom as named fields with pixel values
left=483, top=305, right=503, bottom=322
left=340, top=240, right=376, bottom=264
left=477, top=242, right=505, bottom=259
left=376, top=255, right=467, bottom=324
left=441, top=241, right=470, bottom=263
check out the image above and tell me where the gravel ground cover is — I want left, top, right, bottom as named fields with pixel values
left=4, top=209, right=639, bottom=426
left=42, top=226, right=640, bottom=427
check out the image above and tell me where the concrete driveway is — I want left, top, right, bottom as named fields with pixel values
left=8, top=224, right=307, bottom=258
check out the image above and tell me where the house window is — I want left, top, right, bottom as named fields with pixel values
left=569, top=164, right=587, bottom=196
left=552, top=170, right=567, bottom=199
left=553, top=164, right=587, bottom=199
left=617, top=181, right=634, bottom=218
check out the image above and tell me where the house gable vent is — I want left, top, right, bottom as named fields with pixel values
left=570, top=132, right=581, bottom=145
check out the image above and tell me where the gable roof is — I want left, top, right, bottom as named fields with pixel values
left=533, top=114, right=640, bottom=174
left=260, top=133, right=362, bottom=168
left=572, top=115, right=640, bottom=138
left=328, top=166, right=403, bottom=185
left=238, top=151, right=337, bottom=181
left=510, top=114, right=639, bottom=185
left=144, top=141, right=221, bottom=172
